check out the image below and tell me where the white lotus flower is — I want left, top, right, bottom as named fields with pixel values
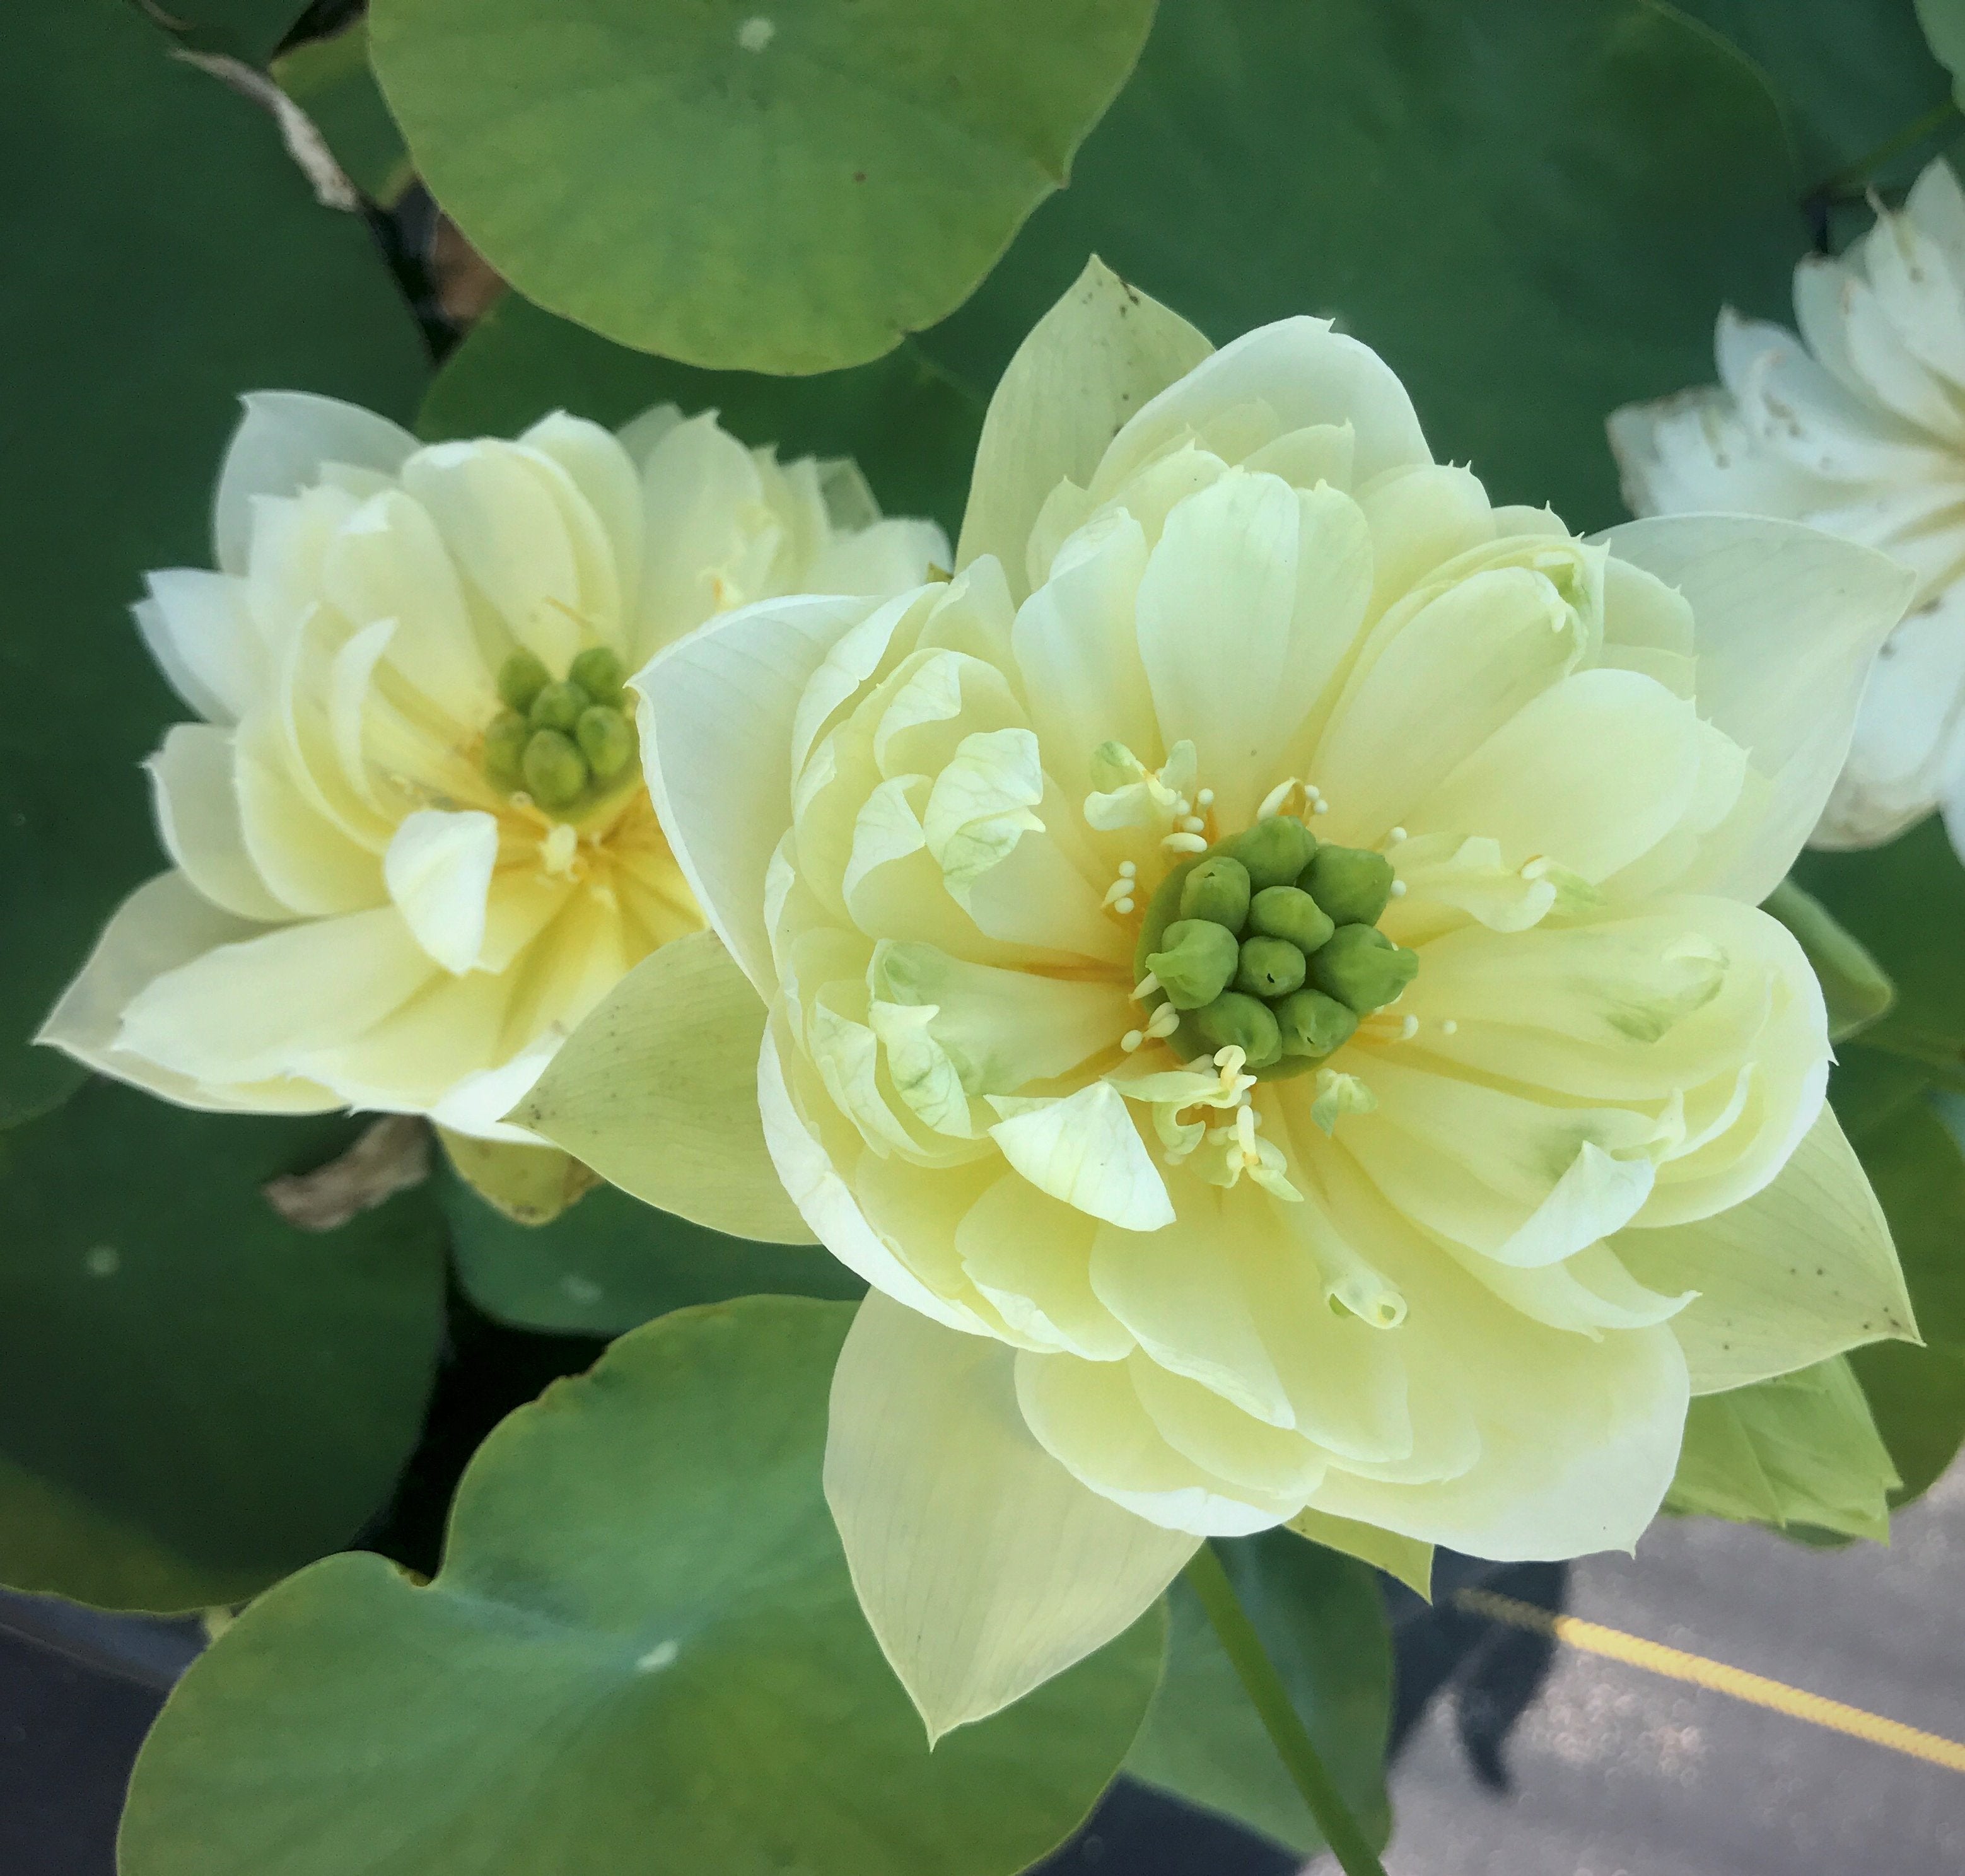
left=1611, top=156, right=1965, bottom=849
left=40, top=392, right=944, bottom=1138
left=524, top=264, right=1919, bottom=1738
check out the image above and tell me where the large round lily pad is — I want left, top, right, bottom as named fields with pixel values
left=121, top=1298, right=1164, bottom=1876
left=370, top=0, right=1157, bottom=371
left=0, top=1082, right=446, bottom=1612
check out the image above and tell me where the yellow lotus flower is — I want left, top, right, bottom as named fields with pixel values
left=524, top=263, right=1918, bottom=1736
left=40, top=392, right=944, bottom=1137
left=1611, top=156, right=1965, bottom=848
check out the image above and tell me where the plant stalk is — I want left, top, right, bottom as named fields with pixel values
left=1182, top=1540, right=1389, bottom=1876
left=1812, top=99, right=1962, bottom=201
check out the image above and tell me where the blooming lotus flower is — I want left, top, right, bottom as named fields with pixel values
left=524, top=263, right=1918, bottom=1735
left=1611, top=156, right=1965, bottom=849
left=39, top=392, right=944, bottom=1138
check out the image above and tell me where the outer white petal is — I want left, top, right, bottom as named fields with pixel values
left=213, top=392, right=417, bottom=576
left=1815, top=586, right=1965, bottom=848
left=114, top=906, right=436, bottom=1085
left=824, top=1291, right=1196, bottom=1740
left=1097, top=316, right=1432, bottom=498
left=36, top=873, right=337, bottom=1113
left=145, top=724, right=289, bottom=921
left=1616, top=1103, right=1916, bottom=1394
left=957, top=257, right=1213, bottom=602
left=137, top=570, right=264, bottom=726
left=383, top=809, right=499, bottom=974
left=1596, top=515, right=1915, bottom=900
left=638, top=590, right=908, bottom=994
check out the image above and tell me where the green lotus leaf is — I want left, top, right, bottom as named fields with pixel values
left=122, top=1298, right=1163, bottom=1876
left=370, top=0, right=1157, bottom=373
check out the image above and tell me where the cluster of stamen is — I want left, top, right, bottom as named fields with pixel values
left=481, top=646, right=639, bottom=817
left=1128, top=810, right=1420, bottom=1080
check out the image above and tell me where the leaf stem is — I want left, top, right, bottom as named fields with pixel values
left=1182, top=1541, right=1388, bottom=1876
left=1811, top=99, right=1962, bottom=201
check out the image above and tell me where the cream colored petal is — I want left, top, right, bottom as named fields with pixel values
left=1015, top=1344, right=1297, bottom=1534
left=319, top=489, right=491, bottom=718
left=520, top=411, right=644, bottom=612
left=37, top=873, right=334, bottom=1112
left=1090, top=1185, right=1293, bottom=1427
left=1411, top=668, right=1703, bottom=883
left=1355, top=462, right=1496, bottom=619
left=1134, top=469, right=1315, bottom=822
left=383, top=808, right=499, bottom=974
left=1129, top=1356, right=1327, bottom=1500
left=1606, top=387, right=1847, bottom=525
left=511, top=928, right=813, bottom=1242
left=399, top=440, right=585, bottom=672
left=989, top=1080, right=1174, bottom=1230
left=1597, top=515, right=1915, bottom=900
left=641, top=590, right=903, bottom=994
left=1011, top=510, right=1157, bottom=782
left=633, top=411, right=768, bottom=658
left=805, top=518, right=949, bottom=597
left=958, top=258, right=1213, bottom=604
left=145, top=723, right=289, bottom=921
left=211, top=391, right=417, bottom=576
left=1314, top=563, right=1582, bottom=843
left=1098, top=317, right=1431, bottom=501
left=826, top=1293, right=1195, bottom=1740
left=955, top=1172, right=1136, bottom=1360
left=137, top=569, right=264, bottom=725
left=1616, top=1103, right=1915, bottom=1394
left=303, top=962, right=513, bottom=1115
left=114, top=904, right=435, bottom=1085
left=235, top=709, right=385, bottom=916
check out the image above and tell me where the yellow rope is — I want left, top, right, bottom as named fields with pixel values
left=1452, top=1587, right=1965, bottom=1776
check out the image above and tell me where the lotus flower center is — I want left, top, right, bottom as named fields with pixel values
left=481, top=646, right=639, bottom=821
left=1130, top=805, right=1418, bottom=1083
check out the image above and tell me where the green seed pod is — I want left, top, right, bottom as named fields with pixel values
left=1178, top=854, right=1252, bottom=931
left=1247, top=885, right=1335, bottom=954
left=1302, top=843, right=1395, bottom=926
left=576, top=704, right=636, bottom=780
left=529, top=679, right=591, bottom=735
left=496, top=648, right=551, bottom=714
left=1191, top=991, right=1283, bottom=1070
left=569, top=645, right=626, bottom=704
left=481, top=709, right=529, bottom=791
left=522, top=728, right=590, bottom=810
left=1307, top=923, right=1419, bottom=1015
left=1235, top=935, right=1307, bottom=999
left=1146, top=918, right=1242, bottom=1011
left=1227, top=814, right=1317, bottom=891
left=1275, top=987, right=1359, bottom=1059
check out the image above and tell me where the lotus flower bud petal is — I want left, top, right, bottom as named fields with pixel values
left=1146, top=918, right=1240, bottom=1010
left=1307, top=923, right=1418, bottom=1014
left=1302, top=844, right=1395, bottom=926
left=522, top=728, right=589, bottom=810
left=568, top=645, right=626, bottom=705
left=1191, top=991, right=1283, bottom=1069
left=1274, top=986, right=1358, bottom=1059
left=1247, top=885, right=1334, bottom=953
left=1178, top=854, right=1252, bottom=931
left=496, top=647, right=551, bottom=714
left=1235, top=935, right=1307, bottom=999
left=1227, top=813, right=1317, bottom=890
left=529, top=679, right=592, bottom=735
left=481, top=709, right=529, bottom=791
left=576, top=704, right=635, bottom=781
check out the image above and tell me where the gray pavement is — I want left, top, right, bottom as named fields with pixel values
left=1344, top=1465, right=1965, bottom=1875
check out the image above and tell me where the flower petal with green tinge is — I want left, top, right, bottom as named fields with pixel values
left=825, top=1291, right=1194, bottom=1740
